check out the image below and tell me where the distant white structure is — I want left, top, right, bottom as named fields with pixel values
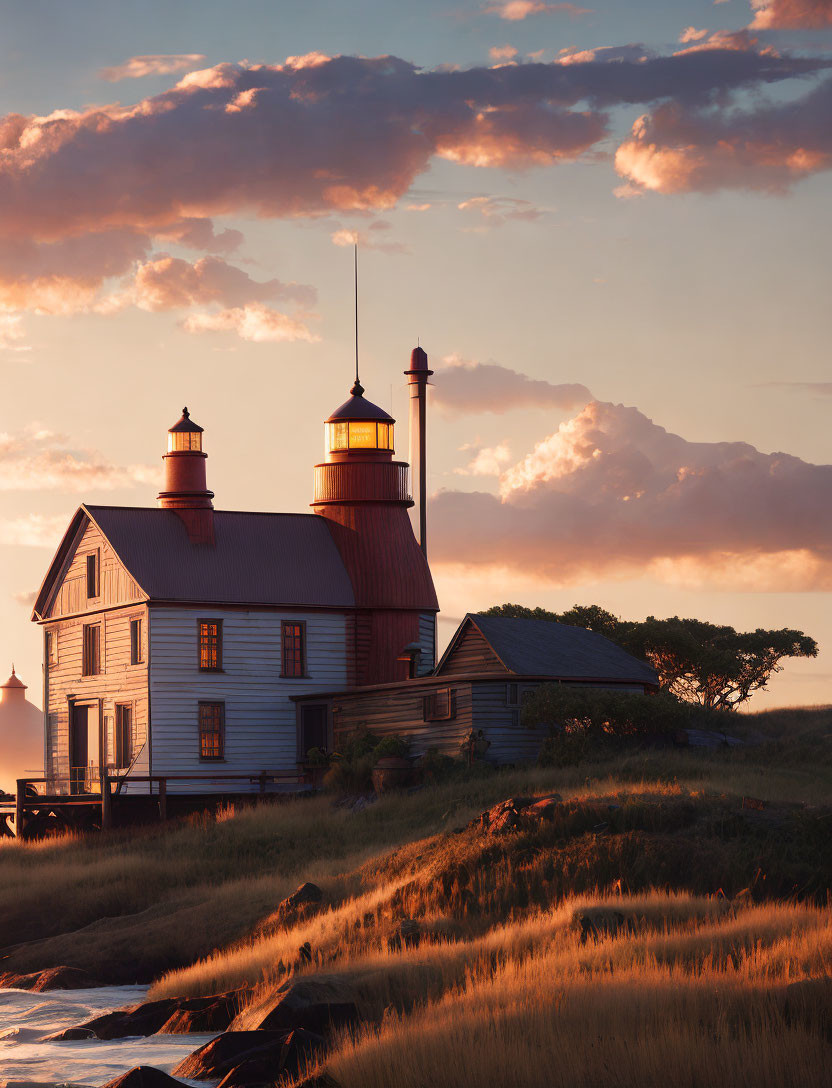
left=0, top=668, right=43, bottom=793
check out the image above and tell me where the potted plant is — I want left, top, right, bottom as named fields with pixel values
left=371, top=735, right=411, bottom=794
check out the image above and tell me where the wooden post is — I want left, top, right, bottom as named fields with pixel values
left=158, top=778, right=167, bottom=822
left=100, top=776, right=112, bottom=830
left=14, top=779, right=25, bottom=840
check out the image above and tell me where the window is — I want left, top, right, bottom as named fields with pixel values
left=506, top=682, right=519, bottom=706
left=130, top=618, right=143, bottom=665
left=198, top=620, right=222, bottom=670
left=115, top=704, right=133, bottom=767
left=281, top=621, right=306, bottom=678
left=423, top=688, right=457, bottom=721
left=46, top=629, right=58, bottom=666
left=86, top=551, right=100, bottom=599
left=199, top=701, right=225, bottom=760
left=82, top=624, right=101, bottom=676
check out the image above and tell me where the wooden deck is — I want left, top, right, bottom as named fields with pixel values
left=1, top=770, right=311, bottom=839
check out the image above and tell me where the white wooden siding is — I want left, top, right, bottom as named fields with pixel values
left=148, top=606, right=349, bottom=792
left=45, top=519, right=144, bottom=619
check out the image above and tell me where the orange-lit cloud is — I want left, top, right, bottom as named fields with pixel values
left=750, top=0, right=832, bottom=28
left=429, top=399, right=832, bottom=589
left=489, top=45, right=519, bottom=62
left=0, top=514, right=69, bottom=549
left=183, top=303, right=320, bottom=343
left=432, top=356, right=592, bottom=416
left=485, top=1, right=591, bottom=20
left=615, top=76, right=832, bottom=194
left=99, top=54, right=206, bottom=81
left=330, top=221, right=409, bottom=254
left=130, top=255, right=316, bottom=311
left=457, top=195, right=545, bottom=224
left=455, top=442, right=513, bottom=475
left=0, top=429, right=159, bottom=492
left=0, top=315, right=30, bottom=353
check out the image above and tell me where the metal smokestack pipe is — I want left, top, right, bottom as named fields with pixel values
left=405, top=346, right=433, bottom=555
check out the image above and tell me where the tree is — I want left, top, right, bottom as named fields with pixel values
left=482, top=603, right=817, bottom=711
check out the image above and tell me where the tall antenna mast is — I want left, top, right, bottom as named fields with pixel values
left=354, top=241, right=359, bottom=386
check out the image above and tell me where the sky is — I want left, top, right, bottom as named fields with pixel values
left=0, top=0, right=830, bottom=710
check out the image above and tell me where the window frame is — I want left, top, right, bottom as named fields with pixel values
left=423, top=687, right=457, bottom=722
left=129, top=617, right=143, bottom=666
left=86, top=550, right=100, bottom=601
left=198, top=700, right=226, bottom=761
left=82, top=622, right=101, bottom=677
left=46, top=628, right=58, bottom=667
left=198, top=619, right=223, bottom=671
left=281, top=619, right=307, bottom=679
left=114, top=702, right=134, bottom=768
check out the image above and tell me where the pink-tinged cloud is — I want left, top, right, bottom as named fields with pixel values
left=489, top=45, right=519, bottom=62
left=131, top=255, right=317, bottom=311
left=0, top=429, right=159, bottom=492
left=457, top=195, right=545, bottom=224
left=0, top=230, right=151, bottom=313
left=0, top=314, right=30, bottom=353
left=183, top=303, right=320, bottom=343
left=99, top=54, right=207, bottom=82
left=750, top=0, right=832, bottom=28
left=674, top=29, right=776, bottom=56
left=432, top=357, right=592, bottom=416
left=455, top=442, right=513, bottom=475
left=330, top=222, right=409, bottom=254
left=615, top=77, right=832, bottom=194
left=0, top=514, right=70, bottom=549
left=153, top=218, right=243, bottom=253
left=486, top=1, right=591, bottom=20
left=0, top=48, right=826, bottom=254
left=429, top=400, right=832, bottom=589
left=11, top=590, right=37, bottom=607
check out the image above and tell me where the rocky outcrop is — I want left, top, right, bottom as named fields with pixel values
left=229, top=976, right=358, bottom=1035
left=46, top=991, right=240, bottom=1041
left=0, top=965, right=102, bottom=991
left=172, top=1030, right=291, bottom=1079
left=100, top=1067, right=183, bottom=1088
left=469, top=794, right=563, bottom=835
left=215, top=1029, right=326, bottom=1087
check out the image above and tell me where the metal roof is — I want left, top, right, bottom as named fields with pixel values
left=168, top=407, right=203, bottom=433
left=438, top=614, right=658, bottom=686
left=326, top=382, right=395, bottom=423
left=82, top=506, right=355, bottom=607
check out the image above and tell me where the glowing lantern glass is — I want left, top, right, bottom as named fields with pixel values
left=168, top=430, right=203, bottom=452
left=326, top=420, right=394, bottom=453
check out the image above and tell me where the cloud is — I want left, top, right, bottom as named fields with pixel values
left=750, top=0, right=832, bottom=28
left=432, top=356, right=592, bottom=416
left=182, top=303, right=320, bottom=343
left=0, top=314, right=30, bottom=353
left=674, top=28, right=775, bottom=55
left=457, top=195, right=545, bottom=224
left=130, top=255, right=317, bottom=311
left=0, top=47, right=825, bottom=257
left=0, top=429, right=159, bottom=491
left=11, top=590, right=36, bottom=607
left=679, top=27, right=710, bottom=42
left=455, top=442, right=513, bottom=475
left=489, top=45, right=519, bottom=62
left=759, top=381, right=832, bottom=395
left=99, top=54, right=207, bottom=82
left=0, top=514, right=72, bottom=549
left=615, top=76, right=832, bottom=194
left=429, top=399, right=832, bottom=589
left=330, top=222, right=409, bottom=254
left=485, top=1, right=591, bottom=20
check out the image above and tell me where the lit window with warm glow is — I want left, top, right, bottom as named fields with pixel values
left=168, top=430, right=203, bottom=452
left=326, top=421, right=394, bottom=452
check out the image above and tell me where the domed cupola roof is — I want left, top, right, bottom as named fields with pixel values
left=327, top=380, right=394, bottom=424
left=1, top=667, right=26, bottom=691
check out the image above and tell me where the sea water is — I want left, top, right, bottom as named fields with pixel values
left=0, top=986, right=216, bottom=1087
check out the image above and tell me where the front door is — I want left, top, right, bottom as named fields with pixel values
left=70, top=705, right=88, bottom=793
left=298, top=704, right=328, bottom=761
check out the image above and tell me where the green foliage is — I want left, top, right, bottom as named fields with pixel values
left=484, top=603, right=817, bottom=711
left=305, top=746, right=330, bottom=766
left=373, top=735, right=410, bottom=760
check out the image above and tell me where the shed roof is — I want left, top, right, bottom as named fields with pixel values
left=33, top=506, right=355, bottom=616
left=438, top=614, right=658, bottom=686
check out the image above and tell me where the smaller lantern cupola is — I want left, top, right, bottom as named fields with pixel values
left=158, top=407, right=215, bottom=544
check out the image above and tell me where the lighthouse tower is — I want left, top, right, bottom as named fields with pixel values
left=0, top=668, right=43, bottom=793
left=312, top=373, right=438, bottom=685
left=157, top=407, right=215, bottom=544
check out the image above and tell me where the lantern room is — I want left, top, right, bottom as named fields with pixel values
left=167, top=407, right=204, bottom=452
left=325, top=380, right=395, bottom=460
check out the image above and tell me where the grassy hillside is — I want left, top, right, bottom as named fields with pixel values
left=1, top=706, right=830, bottom=1086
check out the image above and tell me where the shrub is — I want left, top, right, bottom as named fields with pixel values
left=374, top=735, right=410, bottom=760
